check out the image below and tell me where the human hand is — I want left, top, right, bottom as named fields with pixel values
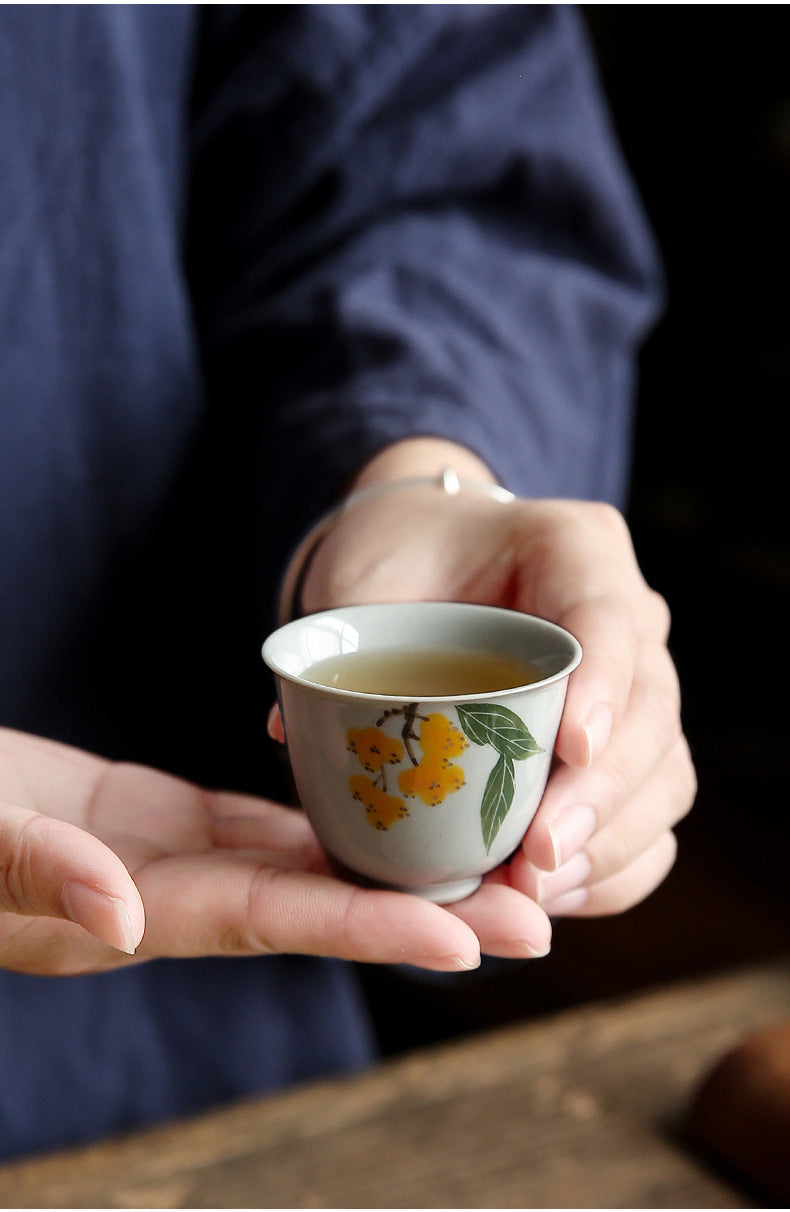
left=0, top=726, right=554, bottom=976
left=291, top=440, right=695, bottom=925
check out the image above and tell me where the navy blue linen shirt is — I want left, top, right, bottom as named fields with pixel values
left=0, top=5, right=661, bottom=1158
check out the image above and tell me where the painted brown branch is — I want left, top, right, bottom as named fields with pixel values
left=376, top=703, right=426, bottom=766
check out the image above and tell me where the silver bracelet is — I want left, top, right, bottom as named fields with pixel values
left=277, top=467, right=515, bottom=624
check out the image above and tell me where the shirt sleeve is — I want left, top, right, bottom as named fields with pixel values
left=186, top=3, right=664, bottom=599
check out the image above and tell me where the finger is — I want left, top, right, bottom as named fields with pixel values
left=0, top=802, right=145, bottom=954
left=541, top=830, right=679, bottom=918
left=521, top=642, right=684, bottom=872
left=135, top=853, right=483, bottom=973
left=267, top=703, right=286, bottom=744
left=512, top=734, right=694, bottom=903
left=511, top=501, right=669, bottom=771
left=209, top=800, right=525, bottom=962
left=554, top=585, right=672, bottom=773
left=510, top=845, right=592, bottom=906
left=446, top=878, right=552, bottom=959
left=553, top=594, right=637, bottom=769
left=209, top=804, right=554, bottom=960
left=582, top=735, right=695, bottom=883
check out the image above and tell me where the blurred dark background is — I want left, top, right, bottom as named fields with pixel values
left=358, top=5, right=790, bottom=1053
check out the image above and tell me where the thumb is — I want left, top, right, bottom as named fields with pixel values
left=0, top=802, right=145, bottom=954
left=267, top=702, right=286, bottom=745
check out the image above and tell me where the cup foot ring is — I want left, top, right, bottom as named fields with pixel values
left=327, top=857, right=483, bottom=904
left=403, top=876, right=483, bottom=903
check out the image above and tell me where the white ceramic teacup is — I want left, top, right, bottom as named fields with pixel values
left=262, top=602, right=581, bottom=903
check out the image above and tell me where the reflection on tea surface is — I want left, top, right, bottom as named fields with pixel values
left=303, top=646, right=542, bottom=697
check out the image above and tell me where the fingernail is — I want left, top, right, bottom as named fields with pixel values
left=582, top=704, right=613, bottom=766
left=62, top=882, right=139, bottom=955
left=536, top=850, right=592, bottom=905
left=547, top=803, right=597, bottom=868
left=452, top=955, right=482, bottom=971
left=521, top=939, right=552, bottom=959
left=477, top=932, right=552, bottom=961
left=414, top=953, right=481, bottom=972
left=542, top=886, right=590, bottom=917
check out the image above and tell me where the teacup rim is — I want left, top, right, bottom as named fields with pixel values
left=262, top=601, right=582, bottom=703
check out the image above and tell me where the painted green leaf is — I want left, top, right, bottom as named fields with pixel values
left=457, top=703, right=543, bottom=761
left=480, top=752, right=515, bottom=853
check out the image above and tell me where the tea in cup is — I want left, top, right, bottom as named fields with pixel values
left=262, top=602, right=581, bottom=903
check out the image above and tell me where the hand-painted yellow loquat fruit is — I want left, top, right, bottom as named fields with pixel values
left=418, top=713, right=469, bottom=761
left=397, top=757, right=465, bottom=806
left=349, top=774, right=409, bottom=830
left=346, top=727, right=405, bottom=772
